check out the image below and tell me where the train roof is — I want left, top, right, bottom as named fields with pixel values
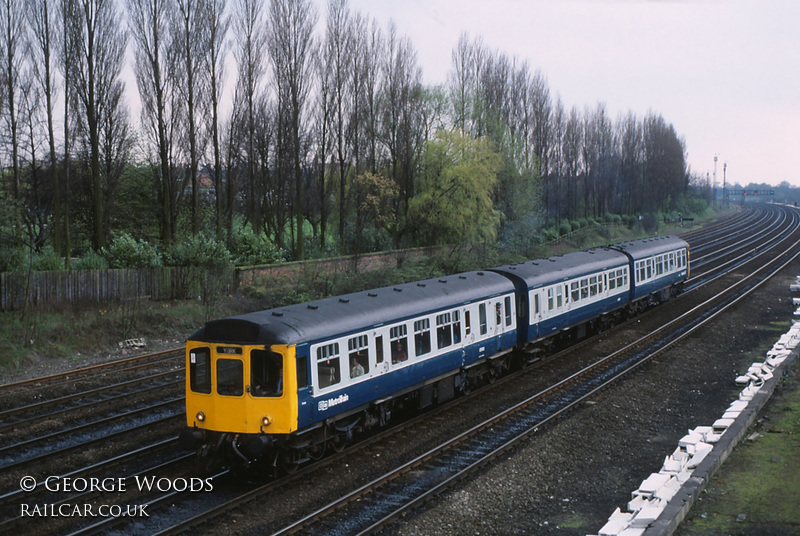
left=609, top=235, right=688, bottom=259
left=191, top=270, right=515, bottom=346
left=490, top=247, right=628, bottom=289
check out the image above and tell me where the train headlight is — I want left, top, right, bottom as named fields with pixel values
left=261, top=415, right=273, bottom=427
left=196, top=411, right=206, bottom=423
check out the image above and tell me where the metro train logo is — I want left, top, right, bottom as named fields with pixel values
left=318, top=393, right=349, bottom=412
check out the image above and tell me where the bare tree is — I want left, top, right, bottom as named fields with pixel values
left=71, top=0, right=127, bottom=250
left=324, top=0, right=352, bottom=251
left=448, top=31, right=472, bottom=134
left=200, top=0, right=229, bottom=240
left=268, top=0, right=317, bottom=260
left=127, top=0, right=184, bottom=245
left=313, top=12, right=333, bottom=249
left=175, top=0, right=205, bottom=235
left=26, top=0, right=63, bottom=258
left=233, top=0, right=266, bottom=234
left=56, top=0, right=77, bottom=266
left=354, top=14, right=381, bottom=175
left=1, top=0, right=26, bottom=247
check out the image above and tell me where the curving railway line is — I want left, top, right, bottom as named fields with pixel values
left=1, top=203, right=796, bottom=535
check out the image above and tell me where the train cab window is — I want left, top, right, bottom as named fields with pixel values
left=504, top=297, right=512, bottom=326
left=414, top=319, right=432, bottom=357
left=251, top=350, right=283, bottom=397
left=217, top=358, right=244, bottom=396
left=390, top=325, right=408, bottom=364
left=316, top=343, right=341, bottom=389
left=189, top=347, right=211, bottom=394
left=348, top=335, right=370, bottom=379
left=479, top=303, right=488, bottom=334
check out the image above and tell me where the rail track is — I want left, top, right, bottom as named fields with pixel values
left=150, top=203, right=800, bottom=535
left=1, top=204, right=794, bottom=535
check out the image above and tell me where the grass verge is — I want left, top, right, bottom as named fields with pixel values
left=677, top=358, right=800, bottom=535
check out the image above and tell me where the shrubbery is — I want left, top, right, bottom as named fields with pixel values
left=102, top=234, right=162, bottom=268
left=228, top=219, right=285, bottom=266
left=164, top=234, right=232, bottom=269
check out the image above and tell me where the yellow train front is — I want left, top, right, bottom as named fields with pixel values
left=180, top=340, right=301, bottom=474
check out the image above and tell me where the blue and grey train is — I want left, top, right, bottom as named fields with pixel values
left=181, top=236, right=689, bottom=473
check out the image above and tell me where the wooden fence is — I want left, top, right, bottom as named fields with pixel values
left=0, top=246, right=444, bottom=312
left=0, top=266, right=234, bottom=311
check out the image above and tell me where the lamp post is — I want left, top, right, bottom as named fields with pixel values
left=723, top=162, right=727, bottom=205
left=713, top=155, right=718, bottom=208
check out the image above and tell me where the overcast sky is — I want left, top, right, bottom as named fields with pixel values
left=345, top=0, right=800, bottom=187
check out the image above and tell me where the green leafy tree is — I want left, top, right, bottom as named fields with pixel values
left=350, top=171, right=399, bottom=254
left=409, top=130, right=502, bottom=245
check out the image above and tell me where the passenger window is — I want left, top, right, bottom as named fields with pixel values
left=479, top=303, right=488, bottom=334
left=555, top=287, right=562, bottom=309
left=453, top=310, right=462, bottom=343
left=436, top=313, right=453, bottom=349
left=375, top=335, right=384, bottom=364
left=189, top=347, right=211, bottom=394
left=348, top=335, right=370, bottom=379
left=414, top=319, right=432, bottom=356
left=495, top=302, right=503, bottom=325
left=547, top=288, right=554, bottom=311
left=390, top=325, right=408, bottom=363
left=316, top=343, right=340, bottom=389
left=217, top=358, right=244, bottom=396
left=504, top=296, right=512, bottom=325
left=251, top=349, right=283, bottom=397
left=571, top=282, right=579, bottom=302
left=580, top=279, right=588, bottom=299
left=465, top=311, right=472, bottom=335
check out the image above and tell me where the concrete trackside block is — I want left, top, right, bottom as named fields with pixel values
left=641, top=348, right=798, bottom=536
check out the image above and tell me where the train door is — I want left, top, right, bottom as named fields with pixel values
left=213, top=347, right=248, bottom=430
left=373, top=331, right=390, bottom=375
left=494, top=299, right=505, bottom=350
left=463, top=306, right=475, bottom=346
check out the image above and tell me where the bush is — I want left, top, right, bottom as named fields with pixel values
left=558, top=221, right=572, bottom=236
left=72, top=250, right=109, bottom=270
left=230, top=220, right=285, bottom=266
left=102, top=234, right=162, bottom=268
left=0, top=247, right=27, bottom=272
left=31, top=246, right=64, bottom=271
left=164, top=234, right=232, bottom=269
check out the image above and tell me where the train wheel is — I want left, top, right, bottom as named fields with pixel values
left=329, top=436, right=347, bottom=453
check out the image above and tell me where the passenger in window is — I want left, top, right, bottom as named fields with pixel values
left=350, top=355, right=365, bottom=378
left=392, top=340, right=408, bottom=363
